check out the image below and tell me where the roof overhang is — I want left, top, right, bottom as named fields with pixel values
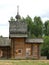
left=26, top=38, right=43, bottom=44
left=0, top=37, right=11, bottom=46
left=9, top=34, right=28, bottom=38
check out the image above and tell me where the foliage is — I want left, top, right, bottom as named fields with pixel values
left=47, top=23, right=49, bottom=36
left=10, top=17, right=15, bottom=21
left=41, top=36, right=49, bottom=59
left=25, top=16, right=43, bottom=38
left=41, top=20, right=49, bottom=59
left=33, top=16, right=43, bottom=37
left=25, top=15, right=34, bottom=38
left=44, top=20, right=49, bottom=36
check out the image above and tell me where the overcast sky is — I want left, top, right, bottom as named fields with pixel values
left=0, top=0, right=49, bottom=37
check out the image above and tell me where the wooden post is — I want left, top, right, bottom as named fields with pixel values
left=11, top=39, right=14, bottom=59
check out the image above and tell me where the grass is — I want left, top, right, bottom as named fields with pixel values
left=0, top=60, right=49, bottom=65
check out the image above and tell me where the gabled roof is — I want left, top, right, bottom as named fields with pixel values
left=0, top=37, right=11, bottom=46
left=26, top=38, right=43, bottom=43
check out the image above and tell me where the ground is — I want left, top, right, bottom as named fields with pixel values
left=0, top=60, right=49, bottom=65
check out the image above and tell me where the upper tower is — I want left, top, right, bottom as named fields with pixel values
left=15, top=5, right=21, bottom=20
left=9, top=6, right=27, bottom=38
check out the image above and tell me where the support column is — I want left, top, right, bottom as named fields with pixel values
left=11, top=39, right=14, bottom=59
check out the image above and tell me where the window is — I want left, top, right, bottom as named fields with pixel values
left=16, top=49, right=22, bottom=54
left=26, top=48, right=31, bottom=56
left=18, top=49, right=22, bottom=53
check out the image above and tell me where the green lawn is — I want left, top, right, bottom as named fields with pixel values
left=0, top=60, right=49, bottom=65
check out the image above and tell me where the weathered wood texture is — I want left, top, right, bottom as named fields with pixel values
left=0, top=46, right=11, bottom=58
left=11, top=38, right=40, bottom=59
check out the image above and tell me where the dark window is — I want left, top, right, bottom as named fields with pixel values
left=18, top=49, right=21, bottom=53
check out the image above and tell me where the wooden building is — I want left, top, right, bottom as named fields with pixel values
left=8, top=7, right=43, bottom=59
left=0, top=37, right=11, bottom=59
left=0, top=37, right=43, bottom=59
left=0, top=6, right=43, bottom=59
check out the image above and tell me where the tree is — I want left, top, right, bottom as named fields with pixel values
left=33, top=16, right=43, bottom=37
left=25, top=15, right=35, bottom=38
left=44, top=20, right=49, bottom=36
left=41, top=36, right=49, bottom=59
left=47, top=23, right=49, bottom=36
left=44, top=20, right=48, bottom=36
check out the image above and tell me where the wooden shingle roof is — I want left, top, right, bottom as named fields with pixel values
left=0, top=37, right=11, bottom=46
left=26, top=38, right=43, bottom=43
left=9, top=20, right=27, bottom=38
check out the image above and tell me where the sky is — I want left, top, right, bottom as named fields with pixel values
left=0, top=0, right=49, bottom=37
